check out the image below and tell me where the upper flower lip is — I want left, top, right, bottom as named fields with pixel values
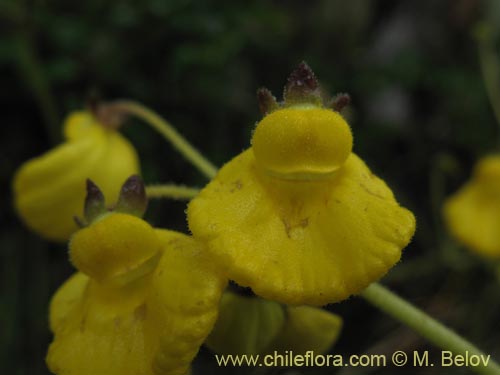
left=251, top=108, right=353, bottom=180
left=69, top=212, right=163, bottom=285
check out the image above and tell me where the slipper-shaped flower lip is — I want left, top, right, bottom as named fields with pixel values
left=48, top=230, right=225, bottom=375
left=188, top=63, right=416, bottom=306
left=252, top=107, right=353, bottom=180
left=13, top=111, right=140, bottom=241
left=48, top=177, right=227, bottom=375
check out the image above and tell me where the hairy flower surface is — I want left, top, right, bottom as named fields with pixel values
left=188, top=63, right=415, bottom=305
left=48, top=225, right=225, bottom=375
left=47, top=179, right=225, bottom=375
left=13, top=111, right=140, bottom=241
left=443, top=154, right=500, bottom=258
left=206, top=290, right=342, bottom=356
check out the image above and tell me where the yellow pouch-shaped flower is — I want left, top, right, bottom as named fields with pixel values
left=443, top=154, right=500, bottom=258
left=13, top=111, right=140, bottom=241
left=48, top=230, right=224, bottom=375
left=47, top=178, right=226, bottom=375
left=188, top=63, right=415, bottom=306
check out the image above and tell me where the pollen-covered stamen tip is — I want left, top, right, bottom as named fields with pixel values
left=331, top=93, right=351, bottom=112
left=115, top=175, right=148, bottom=218
left=283, top=61, right=322, bottom=105
left=84, top=179, right=106, bottom=223
left=257, top=88, right=279, bottom=115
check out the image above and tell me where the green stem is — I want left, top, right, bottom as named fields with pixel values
left=146, top=184, right=200, bottom=200
left=361, top=283, right=500, bottom=375
left=114, top=100, right=218, bottom=179
left=128, top=100, right=500, bottom=374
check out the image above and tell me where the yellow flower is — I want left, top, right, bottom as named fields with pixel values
left=206, top=290, right=342, bottom=356
left=188, top=63, right=415, bottom=306
left=443, top=154, right=500, bottom=258
left=13, top=111, right=140, bottom=241
left=47, top=178, right=226, bottom=375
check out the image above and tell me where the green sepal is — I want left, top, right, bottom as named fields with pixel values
left=266, top=306, right=343, bottom=355
left=205, top=290, right=286, bottom=355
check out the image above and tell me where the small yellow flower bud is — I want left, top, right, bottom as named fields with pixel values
left=13, top=111, right=140, bottom=241
left=188, top=63, right=415, bottom=305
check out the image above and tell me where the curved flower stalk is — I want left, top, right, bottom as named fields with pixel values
left=205, top=289, right=342, bottom=356
left=13, top=111, right=140, bottom=241
left=187, top=62, right=416, bottom=306
left=443, top=154, right=500, bottom=258
left=47, top=177, right=226, bottom=375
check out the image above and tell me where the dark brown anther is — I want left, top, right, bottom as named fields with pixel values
left=283, top=61, right=323, bottom=106
left=115, top=175, right=148, bottom=218
left=84, top=179, right=106, bottom=223
left=257, top=88, right=279, bottom=115
left=331, top=93, right=351, bottom=112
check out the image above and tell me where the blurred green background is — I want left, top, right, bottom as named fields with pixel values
left=2, top=0, right=500, bottom=374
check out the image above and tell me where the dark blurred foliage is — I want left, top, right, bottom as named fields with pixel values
left=1, top=0, right=500, bottom=374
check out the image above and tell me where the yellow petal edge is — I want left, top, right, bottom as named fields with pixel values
left=188, top=149, right=415, bottom=306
